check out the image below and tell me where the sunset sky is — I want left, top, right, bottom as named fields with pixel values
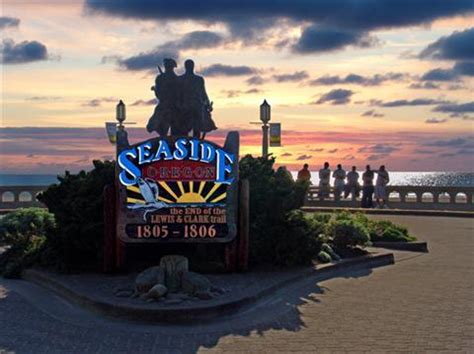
left=1, top=0, right=473, bottom=174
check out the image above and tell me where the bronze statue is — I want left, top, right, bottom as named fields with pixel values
left=180, top=59, right=217, bottom=138
left=146, top=58, right=217, bottom=139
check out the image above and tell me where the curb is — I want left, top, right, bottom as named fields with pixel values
left=301, top=207, right=474, bottom=218
left=23, top=252, right=394, bottom=323
left=372, top=241, right=428, bottom=253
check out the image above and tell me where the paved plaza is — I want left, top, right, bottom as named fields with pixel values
left=0, top=215, right=473, bottom=353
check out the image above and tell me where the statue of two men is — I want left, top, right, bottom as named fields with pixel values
left=146, top=58, right=217, bottom=138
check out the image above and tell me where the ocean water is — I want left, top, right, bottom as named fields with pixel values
left=0, top=172, right=473, bottom=187
left=291, top=171, right=474, bottom=187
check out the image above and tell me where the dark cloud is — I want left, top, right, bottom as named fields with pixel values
left=361, top=110, right=384, bottom=118
left=424, top=137, right=473, bottom=148
left=280, top=152, right=292, bottom=157
left=200, top=64, right=258, bottom=77
left=293, top=25, right=378, bottom=53
left=0, top=16, right=20, bottom=30
left=1, top=39, right=49, bottom=64
left=221, top=88, right=263, bottom=98
left=26, top=96, right=62, bottom=101
left=310, top=72, right=406, bottom=86
left=327, top=148, right=338, bottom=153
left=169, top=30, right=225, bottom=50
left=367, top=154, right=385, bottom=161
left=421, top=67, right=460, bottom=81
left=408, top=81, right=440, bottom=89
left=130, top=98, right=158, bottom=106
left=419, top=61, right=474, bottom=82
left=374, top=98, right=451, bottom=107
left=433, top=101, right=474, bottom=114
left=313, top=89, right=354, bottom=105
left=453, top=61, right=474, bottom=76
left=116, top=48, right=179, bottom=71
left=418, top=28, right=474, bottom=83
left=85, top=0, right=473, bottom=34
left=82, top=97, right=117, bottom=107
left=105, top=30, right=225, bottom=71
left=413, top=149, right=436, bottom=154
left=272, top=71, right=309, bottom=82
left=296, top=154, right=312, bottom=161
left=342, top=154, right=355, bottom=160
left=419, top=27, right=474, bottom=61
left=309, top=148, right=324, bottom=152
left=246, top=75, right=266, bottom=86
left=425, top=117, right=448, bottom=124
left=358, top=144, right=400, bottom=154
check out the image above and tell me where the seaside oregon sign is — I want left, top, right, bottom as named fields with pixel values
left=116, top=133, right=239, bottom=243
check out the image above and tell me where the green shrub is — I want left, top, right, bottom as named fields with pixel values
left=0, top=208, right=54, bottom=278
left=37, top=160, right=115, bottom=271
left=368, top=219, right=416, bottom=242
left=0, top=208, right=55, bottom=245
left=239, top=155, right=314, bottom=266
left=270, top=210, right=323, bottom=266
left=317, top=251, right=332, bottom=263
left=327, top=218, right=371, bottom=249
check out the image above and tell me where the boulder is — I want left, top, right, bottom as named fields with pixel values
left=160, top=255, right=189, bottom=292
left=146, top=284, right=168, bottom=300
left=181, top=271, right=211, bottom=296
left=195, top=291, right=214, bottom=300
left=135, top=266, right=165, bottom=294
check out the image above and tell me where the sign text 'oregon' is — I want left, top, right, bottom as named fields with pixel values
left=116, top=132, right=239, bottom=243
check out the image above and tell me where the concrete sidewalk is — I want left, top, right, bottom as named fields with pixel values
left=22, top=251, right=394, bottom=323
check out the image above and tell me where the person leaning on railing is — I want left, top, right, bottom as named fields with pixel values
left=318, top=162, right=331, bottom=200
left=374, top=165, right=390, bottom=209
left=361, top=165, right=375, bottom=208
left=344, top=166, right=360, bottom=201
left=332, top=164, right=346, bottom=201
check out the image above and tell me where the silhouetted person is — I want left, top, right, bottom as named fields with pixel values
left=319, top=162, right=331, bottom=200
left=297, top=163, right=311, bottom=183
left=180, top=59, right=217, bottom=137
left=375, top=165, right=390, bottom=208
left=147, top=58, right=179, bottom=136
left=345, top=166, right=360, bottom=201
left=332, top=164, right=346, bottom=201
left=361, top=165, right=375, bottom=208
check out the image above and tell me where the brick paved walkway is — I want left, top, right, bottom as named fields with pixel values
left=0, top=215, right=473, bottom=353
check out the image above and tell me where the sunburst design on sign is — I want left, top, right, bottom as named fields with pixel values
left=126, top=181, right=227, bottom=206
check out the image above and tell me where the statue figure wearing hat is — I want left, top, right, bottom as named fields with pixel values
left=146, top=58, right=217, bottom=138
left=146, top=58, right=179, bottom=136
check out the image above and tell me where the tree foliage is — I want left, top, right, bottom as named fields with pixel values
left=37, top=160, right=115, bottom=270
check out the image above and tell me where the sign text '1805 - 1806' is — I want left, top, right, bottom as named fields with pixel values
left=125, top=206, right=227, bottom=240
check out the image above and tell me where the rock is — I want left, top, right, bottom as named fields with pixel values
left=210, top=285, right=225, bottom=295
left=164, top=298, right=184, bottom=305
left=115, top=289, right=134, bottom=298
left=160, top=255, right=189, bottom=292
left=181, top=271, right=211, bottom=296
left=135, top=266, right=165, bottom=294
left=167, top=293, right=192, bottom=301
left=146, top=284, right=168, bottom=300
left=195, top=291, right=214, bottom=300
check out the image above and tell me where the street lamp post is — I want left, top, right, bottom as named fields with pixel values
left=260, top=99, right=271, bottom=158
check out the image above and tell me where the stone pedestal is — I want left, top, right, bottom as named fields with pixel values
left=160, top=255, right=189, bottom=292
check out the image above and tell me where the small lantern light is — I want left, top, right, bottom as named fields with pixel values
left=260, top=99, right=271, bottom=124
left=116, top=100, right=126, bottom=125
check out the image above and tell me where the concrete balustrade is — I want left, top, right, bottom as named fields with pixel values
left=0, top=185, right=48, bottom=211
left=306, top=185, right=474, bottom=211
